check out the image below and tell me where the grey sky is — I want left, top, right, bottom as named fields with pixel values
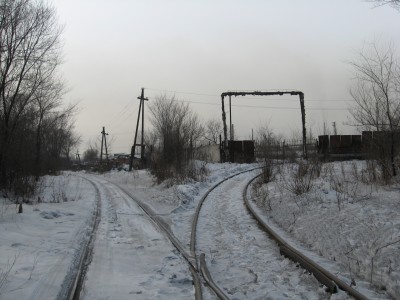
left=52, top=0, right=400, bottom=154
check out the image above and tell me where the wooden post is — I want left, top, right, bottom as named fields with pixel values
left=129, top=88, right=148, bottom=171
left=141, top=89, right=145, bottom=162
left=100, top=127, right=104, bottom=164
left=104, top=127, right=109, bottom=166
left=299, top=92, right=307, bottom=159
left=229, top=95, right=232, bottom=140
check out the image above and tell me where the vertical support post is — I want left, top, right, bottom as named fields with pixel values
left=129, top=88, right=148, bottom=171
left=104, top=128, right=109, bottom=166
left=101, top=126, right=109, bottom=166
left=229, top=95, right=232, bottom=140
left=299, top=93, right=308, bottom=159
left=129, top=96, right=142, bottom=171
left=141, top=89, right=145, bottom=162
left=221, top=95, right=228, bottom=162
left=100, top=127, right=104, bottom=164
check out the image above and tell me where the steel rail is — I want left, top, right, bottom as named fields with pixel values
left=243, top=174, right=369, bottom=300
left=64, top=176, right=102, bottom=300
left=199, top=254, right=229, bottom=300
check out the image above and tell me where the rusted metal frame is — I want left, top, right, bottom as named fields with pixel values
left=220, top=90, right=308, bottom=160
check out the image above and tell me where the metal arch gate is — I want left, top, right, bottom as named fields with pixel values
left=220, top=90, right=307, bottom=161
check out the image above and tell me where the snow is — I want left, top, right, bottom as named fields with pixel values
left=0, top=175, right=96, bottom=300
left=78, top=175, right=194, bottom=300
left=0, top=160, right=398, bottom=299
left=196, top=171, right=328, bottom=299
left=249, top=160, right=399, bottom=299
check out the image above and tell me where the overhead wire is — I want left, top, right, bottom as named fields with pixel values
left=145, top=87, right=354, bottom=102
left=143, top=96, right=350, bottom=111
left=101, top=87, right=352, bottom=151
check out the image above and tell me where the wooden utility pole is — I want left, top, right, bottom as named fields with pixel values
left=76, top=151, right=81, bottom=164
left=100, top=126, right=109, bottom=166
left=229, top=95, right=233, bottom=140
left=129, top=88, right=148, bottom=171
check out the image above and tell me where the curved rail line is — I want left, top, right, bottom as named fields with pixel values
left=109, top=166, right=262, bottom=300
left=243, top=174, right=369, bottom=300
left=190, top=166, right=263, bottom=299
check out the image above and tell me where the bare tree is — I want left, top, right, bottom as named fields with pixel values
left=349, top=41, right=400, bottom=178
left=148, top=94, right=204, bottom=181
left=83, top=141, right=99, bottom=163
left=366, top=0, right=400, bottom=10
left=256, top=123, right=283, bottom=160
left=0, top=0, right=68, bottom=188
left=204, top=118, right=222, bottom=144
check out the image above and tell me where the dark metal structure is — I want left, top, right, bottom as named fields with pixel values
left=228, top=140, right=255, bottom=163
left=318, top=131, right=400, bottom=158
left=220, top=90, right=307, bottom=161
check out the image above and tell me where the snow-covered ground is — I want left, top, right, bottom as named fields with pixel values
left=249, top=160, right=399, bottom=299
left=0, top=160, right=398, bottom=299
left=79, top=174, right=194, bottom=299
left=0, top=175, right=96, bottom=300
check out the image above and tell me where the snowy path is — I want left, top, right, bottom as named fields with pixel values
left=196, top=171, right=329, bottom=299
left=79, top=175, right=194, bottom=299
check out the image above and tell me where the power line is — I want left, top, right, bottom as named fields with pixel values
left=148, top=97, right=349, bottom=111
left=146, top=87, right=218, bottom=97
left=145, top=87, right=355, bottom=102
left=106, top=99, right=135, bottom=125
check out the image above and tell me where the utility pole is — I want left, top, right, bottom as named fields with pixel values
left=129, top=88, right=148, bottom=171
left=100, top=126, right=109, bottom=166
left=332, top=122, right=337, bottom=135
left=229, top=95, right=233, bottom=140
left=75, top=151, right=81, bottom=164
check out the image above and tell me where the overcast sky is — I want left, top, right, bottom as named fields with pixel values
left=52, top=0, right=400, bottom=154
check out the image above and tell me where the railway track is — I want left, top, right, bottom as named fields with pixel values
left=69, top=167, right=261, bottom=299
left=61, top=176, right=102, bottom=300
left=67, top=165, right=370, bottom=299
left=110, top=167, right=268, bottom=299
left=71, top=174, right=202, bottom=299
left=109, top=181, right=203, bottom=299
left=190, top=166, right=263, bottom=299
left=192, top=169, right=341, bottom=299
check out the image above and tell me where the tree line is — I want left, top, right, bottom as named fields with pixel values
left=0, top=0, right=78, bottom=193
